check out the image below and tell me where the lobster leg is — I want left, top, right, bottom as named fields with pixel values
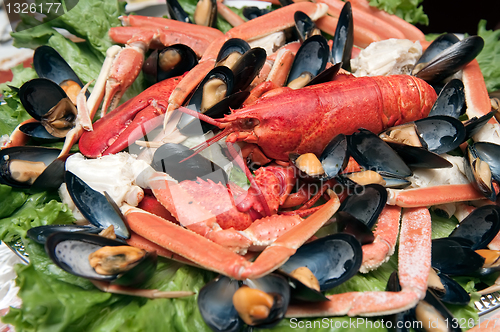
left=124, top=189, right=340, bottom=280
left=286, top=207, right=431, bottom=317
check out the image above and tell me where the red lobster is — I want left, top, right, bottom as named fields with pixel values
left=79, top=74, right=437, bottom=159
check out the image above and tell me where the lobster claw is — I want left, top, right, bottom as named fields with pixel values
left=79, top=76, right=181, bottom=158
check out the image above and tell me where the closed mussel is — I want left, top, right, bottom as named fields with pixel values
left=45, top=232, right=156, bottom=286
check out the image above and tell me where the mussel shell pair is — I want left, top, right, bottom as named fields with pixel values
left=143, top=44, right=198, bottom=84
left=198, top=274, right=290, bottom=332
left=45, top=231, right=156, bottom=286
left=19, top=46, right=86, bottom=142
left=0, top=146, right=65, bottom=191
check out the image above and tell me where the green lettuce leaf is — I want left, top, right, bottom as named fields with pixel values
left=476, top=20, right=500, bottom=93
left=367, top=0, right=428, bottom=25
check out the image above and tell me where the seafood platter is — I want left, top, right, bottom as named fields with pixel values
left=1, top=0, right=500, bottom=330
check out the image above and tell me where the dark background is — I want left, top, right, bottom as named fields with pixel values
left=415, top=0, right=499, bottom=35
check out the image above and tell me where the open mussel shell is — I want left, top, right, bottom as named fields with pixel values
left=414, top=116, right=466, bottom=155
left=216, top=38, right=251, bottom=66
left=179, top=91, right=249, bottom=136
left=280, top=233, right=363, bottom=292
left=19, top=78, right=77, bottom=138
left=338, top=184, right=387, bottom=229
left=65, top=172, right=130, bottom=239
left=294, top=11, right=320, bottom=42
left=27, top=224, right=103, bottom=245
left=166, top=0, right=192, bottom=23
left=472, top=142, right=500, bottom=181
left=179, top=66, right=234, bottom=129
left=286, top=35, right=329, bottom=89
left=386, top=142, right=453, bottom=169
left=243, top=6, right=270, bottom=20
left=198, top=274, right=290, bottom=331
left=230, top=47, right=267, bottom=93
left=45, top=232, right=156, bottom=286
left=430, top=271, right=470, bottom=305
left=431, top=237, right=485, bottom=276
left=0, top=146, right=63, bottom=189
left=19, top=122, right=63, bottom=143
left=464, top=110, right=497, bottom=139
left=331, top=1, right=353, bottom=71
left=33, top=46, right=85, bottom=88
left=151, top=143, right=228, bottom=184
left=414, top=35, right=484, bottom=84
left=348, top=129, right=412, bottom=178
left=305, top=62, right=341, bottom=87
left=194, top=0, right=217, bottom=27
left=449, top=205, right=500, bottom=250
left=319, top=133, right=348, bottom=179
left=143, top=45, right=198, bottom=83
left=414, top=33, right=460, bottom=68
left=335, top=211, right=374, bottom=245
left=19, top=78, right=70, bottom=121
left=412, top=289, right=462, bottom=332
left=464, top=144, right=496, bottom=201
left=198, top=276, right=243, bottom=332
left=428, top=79, right=465, bottom=119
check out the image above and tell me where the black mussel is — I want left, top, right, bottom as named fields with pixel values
left=166, top=0, right=192, bottom=23
left=230, top=47, right=267, bottom=93
left=29, top=155, right=67, bottom=193
left=19, top=122, right=64, bottom=143
left=305, top=62, right=341, bottom=87
left=464, top=144, right=496, bottom=201
left=431, top=237, right=484, bottom=276
left=449, top=205, right=500, bottom=250
left=414, top=35, right=484, bottom=84
left=290, top=134, right=348, bottom=180
left=472, top=142, right=500, bottom=181
left=243, top=6, right=270, bottom=21
left=294, top=11, right=321, bottom=42
left=278, top=0, right=293, bottom=6
left=427, top=269, right=470, bottom=305
left=194, top=0, right=217, bottom=27
left=178, top=91, right=249, bottom=136
left=464, top=110, right=497, bottom=139
left=386, top=142, right=453, bottom=169
left=319, top=133, right=348, bottom=179
left=428, top=79, right=465, bottom=119
left=198, top=274, right=290, bottom=331
left=151, top=143, right=228, bottom=184
left=335, top=211, right=375, bottom=245
left=65, top=172, right=130, bottom=239
left=216, top=38, right=251, bottom=68
left=198, top=276, right=243, bottom=332
left=27, top=224, right=103, bottom=245
left=286, top=35, right=329, bottom=89
left=143, top=45, right=198, bottom=83
left=414, top=33, right=460, bottom=68
left=414, top=116, right=466, bottom=155
left=348, top=129, right=412, bottom=178
left=280, top=233, right=363, bottom=293
left=33, top=45, right=86, bottom=101
left=385, top=272, right=414, bottom=332
left=19, top=78, right=77, bottom=138
left=338, top=184, right=387, bottom=229
left=0, top=146, right=64, bottom=190
left=45, top=232, right=156, bottom=286
left=331, top=1, right=353, bottom=72
left=412, top=290, right=462, bottom=332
